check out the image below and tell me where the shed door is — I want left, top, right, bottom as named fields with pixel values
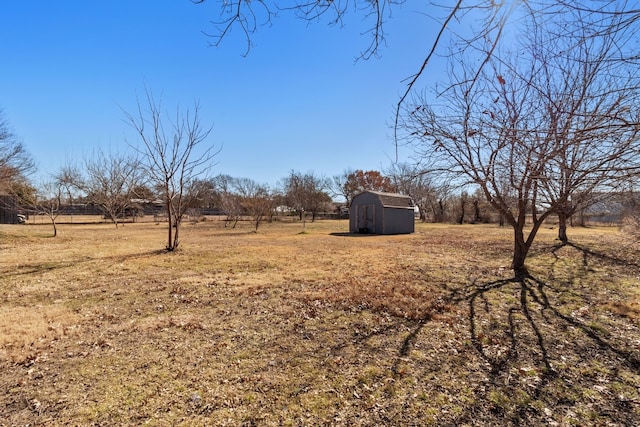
left=357, top=205, right=374, bottom=233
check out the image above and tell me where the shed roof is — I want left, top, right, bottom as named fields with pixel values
left=355, top=191, right=414, bottom=209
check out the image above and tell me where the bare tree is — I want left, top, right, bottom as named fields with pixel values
left=190, top=0, right=524, bottom=138
left=457, top=192, right=469, bottom=225
left=281, top=170, right=332, bottom=224
left=37, top=182, right=64, bottom=236
left=403, top=72, right=552, bottom=274
left=53, top=164, right=83, bottom=223
left=281, top=170, right=307, bottom=221
left=124, top=89, right=220, bottom=250
left=0, top=109, right=34, bottom=191
left=193, top=2, right=640, bottom=148
left=386, top=162, right=453, bottom=223
left=470, top=187, right=496, bottom=224
left=1, top=111, right=41, bottom=226
left=78, top=151, right=145, bottom=227
left=212, top=174, right=243, bottom=228
left=526, top=11, right=640, bottom=243
left=620, top=182, right=640, bottom=239
left=234, top=177, right=273, bottom=231
left=400, top=6, right=640, bottom=275
left=193, top=0, right=405, bottom=59
left=331, top=169, right=355, bottom=207
left=188, top=178, right=218, bottom=212
left=13, top=179, right=63, bottom=236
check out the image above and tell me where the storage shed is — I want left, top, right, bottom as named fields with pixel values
left=349, top=191, right=415, bottom=234
left=0, top=194, right=21, bottom=224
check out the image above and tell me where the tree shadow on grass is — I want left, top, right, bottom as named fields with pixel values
left=427, top=270, right=640, bottom=426
left=289, top=236, right=640, bottom=425
left=380, top=252, right=640, bottom=426
left=1, top=249, right=166, bottom=278
left=560, top=241, right=640, bottom=270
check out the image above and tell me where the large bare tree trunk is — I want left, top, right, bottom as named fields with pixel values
left=473, top=199, right=481, bottom=223
left=458, top=198, right=466, bottom=224
left=173, top=218, right=181, bottom=250
left=512, top=228, right=530, bottom=278
left=558, top=211, right=569, bottom=244
left=51, top=219, right=57, bottom=238
left=166, top=196, right=174, bottom=251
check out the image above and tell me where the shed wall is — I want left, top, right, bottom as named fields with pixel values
left=350, top=195, right=382, bottom=233
left=382, top=207, right=415, bottom=234
left=0, top=195, right=20, bottom=224
left=350, top=191, right=414, bottom=234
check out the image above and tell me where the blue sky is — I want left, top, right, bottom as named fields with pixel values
left=1, top=1, right=441, bottom=187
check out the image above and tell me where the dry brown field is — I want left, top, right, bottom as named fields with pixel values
left=1, top=219, right=639, bottom=426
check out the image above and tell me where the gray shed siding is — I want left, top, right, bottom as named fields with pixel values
left=349, top=191, right=414, bottom=234
left=0, top=195, right=20, bottom=224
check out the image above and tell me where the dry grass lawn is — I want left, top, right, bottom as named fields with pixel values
left=1, top=219, right=639, bottom=426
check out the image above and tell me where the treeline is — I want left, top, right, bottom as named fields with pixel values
left=8, top=154, right=637, bottom=232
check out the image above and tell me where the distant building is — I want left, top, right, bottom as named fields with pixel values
left=349, top=191, right=415, bottom=234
